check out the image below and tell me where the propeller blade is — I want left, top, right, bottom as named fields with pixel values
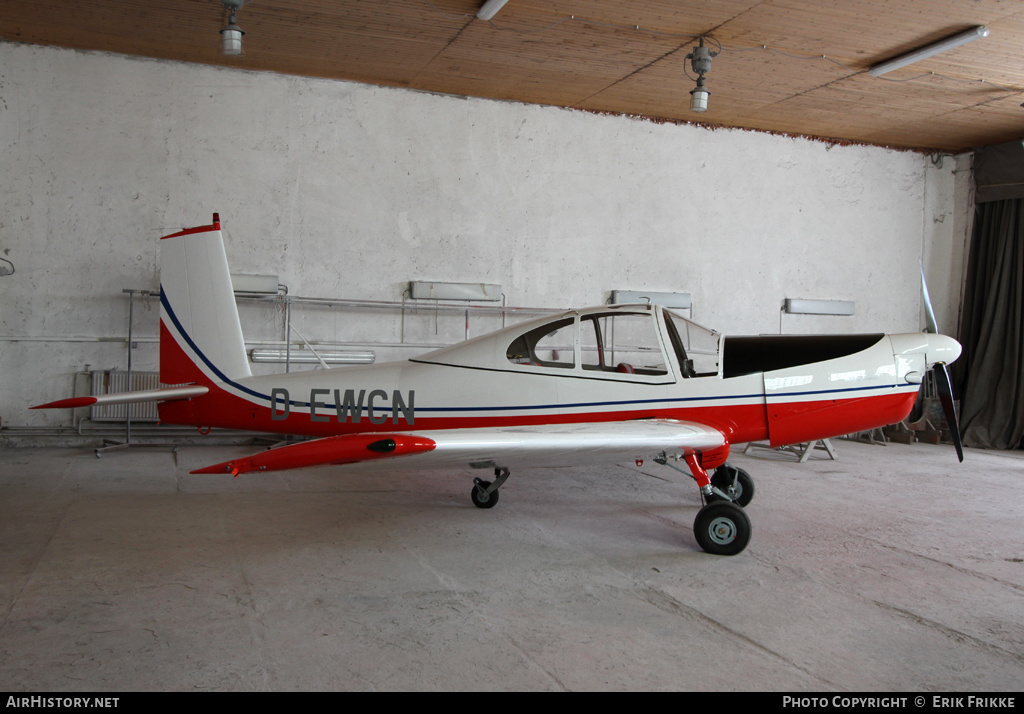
left=932, top=362, right=964, bottom=462
left=921, top=263, right=938, bottom=334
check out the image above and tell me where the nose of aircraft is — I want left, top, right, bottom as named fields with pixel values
left=925, top=333, right=962, bottom=366
left=890, top=333, right=962, bottom=366
left=888, top=332, right=965, bottom=463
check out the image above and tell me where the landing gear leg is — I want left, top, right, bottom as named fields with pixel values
left=471, top=466, right=510, bottom=509
left=682, top=453, right=716, bottom=503
left=654, top=452, right=748, bottom=505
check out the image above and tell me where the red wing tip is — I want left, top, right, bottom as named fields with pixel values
left=189, top=434, right=436, bottom=476
left=190, top=462, right=237, bottom=475
left=31, top=397, right=98, bottom=409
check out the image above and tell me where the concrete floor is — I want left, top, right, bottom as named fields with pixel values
left=1, top=438, right=1022, bottom=691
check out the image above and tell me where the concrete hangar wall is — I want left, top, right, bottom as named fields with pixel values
left=1, top=41, right=969, bottom=431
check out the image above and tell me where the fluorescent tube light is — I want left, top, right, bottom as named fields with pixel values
left=869, top=26, right=989, bottom=77
left=784, top=299, right=855, bottom=316
left=477, top=0, right=510, bottom=21
left=251, top=349, right=375, bottom=365
left=409, top=281, right=502, bottom=301
left=611, top=290, right=692, bottom=309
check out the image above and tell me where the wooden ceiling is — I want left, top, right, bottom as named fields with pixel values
left=4, top=0, right=1024, bottom=153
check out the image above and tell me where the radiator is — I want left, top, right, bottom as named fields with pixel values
left=90, top=370, right=163, bottom=422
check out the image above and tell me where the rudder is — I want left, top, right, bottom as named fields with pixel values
left=159, top=213, right=251, bottom=386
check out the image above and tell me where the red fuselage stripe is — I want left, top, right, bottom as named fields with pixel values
left=158, top=380, right=917, bottom=447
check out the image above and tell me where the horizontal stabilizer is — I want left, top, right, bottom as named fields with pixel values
left=32, top=385, right=209, bottom=410
left=192, top=433, right=438, bottom=476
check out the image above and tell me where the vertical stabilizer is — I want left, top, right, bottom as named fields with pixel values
left=159, top=214, right=251, bottom=385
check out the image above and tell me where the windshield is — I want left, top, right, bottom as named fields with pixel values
left=664, top=309, right=720, bottom=377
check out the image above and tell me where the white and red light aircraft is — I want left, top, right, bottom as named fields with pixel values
left=34, top=214, right=964, bottom=555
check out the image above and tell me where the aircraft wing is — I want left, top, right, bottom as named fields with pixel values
left=191, top=419, right=727, bottom=476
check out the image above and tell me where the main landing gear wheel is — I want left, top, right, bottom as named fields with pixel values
left=693, top=501, right=751, bottom=556
left=470, top=467, right=510, bottom=509
left=710, top=464, right=755, bottom=507
left=471, top=480, right=499, bottom=509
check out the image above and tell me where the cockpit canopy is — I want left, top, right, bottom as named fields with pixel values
left=417, top=304, right=721, bottom=382
left=416, top=303, right=892, bottom=382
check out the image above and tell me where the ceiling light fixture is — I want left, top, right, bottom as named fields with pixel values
left=220, top=0, right=246, bottom=56
left=477, top=0, right=510, bottom=21
left=686, top=37, right=717, bottom=113
left=869, top=25, right=989, bottom=77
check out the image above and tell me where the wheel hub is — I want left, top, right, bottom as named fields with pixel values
left=708, top=516, right=737, bottom=544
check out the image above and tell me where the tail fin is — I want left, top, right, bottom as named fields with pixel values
left=159, top=214, right=251, bottom=386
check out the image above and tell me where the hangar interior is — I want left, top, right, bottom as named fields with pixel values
left=1, top=0, right=1023, bottom=692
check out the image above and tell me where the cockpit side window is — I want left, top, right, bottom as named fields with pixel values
left=580, top=312, right=668, bottom=376
left=506, top=318, right=575, bottom=368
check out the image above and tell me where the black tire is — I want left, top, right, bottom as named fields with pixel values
left=693, top=501, right=751, bottom=556
left=471, top=480, right=499, bottom=509
left=711, top=464, right=754, bottom=507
